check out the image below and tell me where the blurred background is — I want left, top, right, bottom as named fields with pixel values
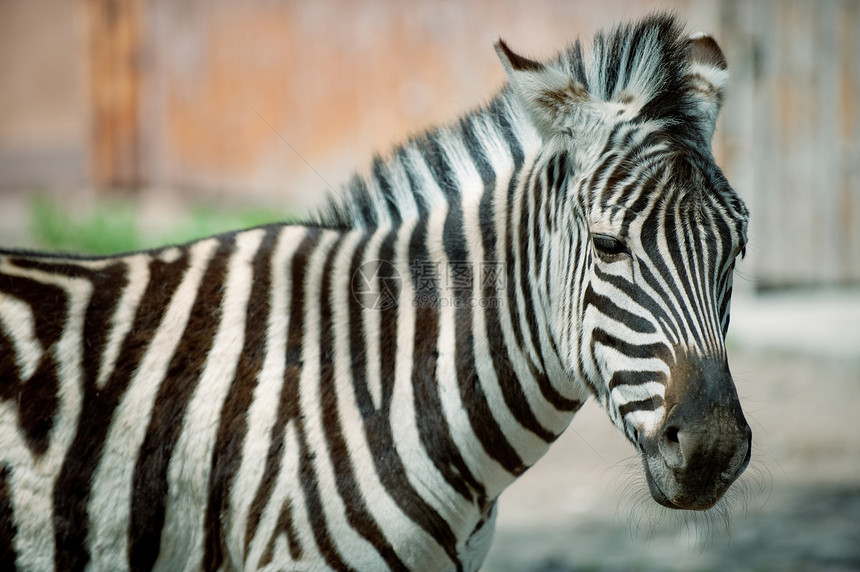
left=1, top=0, right=858, bottom=569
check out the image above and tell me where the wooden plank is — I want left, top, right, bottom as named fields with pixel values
left=839, top=0, right=860, bottom=283
left=750, top=0, right=780, bottom=287
left=87, top=0, right=143, bottom=189
left=717, top=0, right=758, bottom=291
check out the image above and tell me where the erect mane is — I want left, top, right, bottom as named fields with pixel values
left=554, top=13, right=700, bottom=132
left=307, top=93, right=527, bottom=232
left=307, top=12, right=701, bottom=231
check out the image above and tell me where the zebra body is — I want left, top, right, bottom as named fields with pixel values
left=0, top=14, right=751, bottom=571
left=1, top=217, right=572, bottom=570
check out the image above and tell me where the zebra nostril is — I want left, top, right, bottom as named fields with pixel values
left=665, top=426, right=680, bottom=444
left=658, top=425, right=685, bottom=470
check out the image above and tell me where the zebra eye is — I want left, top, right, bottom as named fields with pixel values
left=592, top=234, right=629, bottom=258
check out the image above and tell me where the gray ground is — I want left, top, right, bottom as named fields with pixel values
left=484, top=294, right=860, bottom=571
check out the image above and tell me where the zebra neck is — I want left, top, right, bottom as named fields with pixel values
left=391, top=182, right=587, bottom=504
left=312, top=84, right=591, bottom=501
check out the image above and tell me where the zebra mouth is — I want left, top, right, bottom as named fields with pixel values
left=639, top=428, right=751, bottom=512
left=641, top=460, right=716, bottom=511
left=642, top=468, right=682, bottom=510
left=641, top=455, right=722, bottom=511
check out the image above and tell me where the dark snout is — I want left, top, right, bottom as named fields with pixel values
left=640, top=355, right=751, bottom=511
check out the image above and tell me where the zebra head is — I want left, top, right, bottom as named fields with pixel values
left=497, top=17, right=751, bottom=511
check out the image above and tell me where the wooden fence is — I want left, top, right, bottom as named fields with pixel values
left=718, top=0, right=860, bottom=287
left=70, top=0, right=860, bottom=287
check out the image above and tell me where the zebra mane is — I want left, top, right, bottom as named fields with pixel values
left=554, top=12, right=702, bottom=133
left=309, top=12, right=704, bottom=231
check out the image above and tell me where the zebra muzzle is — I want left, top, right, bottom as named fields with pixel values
left=639, top=358, right=752, bottom=511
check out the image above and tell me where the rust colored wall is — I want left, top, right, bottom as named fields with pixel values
left=137, top=0, right=706, bottom=202
left=0, top=0, right=86, bottom=188
left=1, top=0, right=857, bottom=285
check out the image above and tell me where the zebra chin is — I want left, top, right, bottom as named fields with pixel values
left=640, top=447, right=750, bottom=512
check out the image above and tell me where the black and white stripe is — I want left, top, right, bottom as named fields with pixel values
left=0, top=13, right=751, bottom=571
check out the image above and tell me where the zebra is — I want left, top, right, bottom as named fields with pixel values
left=0, top=13, right=751, bottom=571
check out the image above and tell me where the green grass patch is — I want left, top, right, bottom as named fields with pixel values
left=29, top=196, right=141, bottom=255
left=28, top=195, right=289, bottom=255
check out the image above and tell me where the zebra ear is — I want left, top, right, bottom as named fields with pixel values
left=495, top=39, right=591, bottom=137
left=686, top=33, right=729, bottom=145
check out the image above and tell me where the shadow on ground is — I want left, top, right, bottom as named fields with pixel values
left=485, top=485, right=860, bottom=571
